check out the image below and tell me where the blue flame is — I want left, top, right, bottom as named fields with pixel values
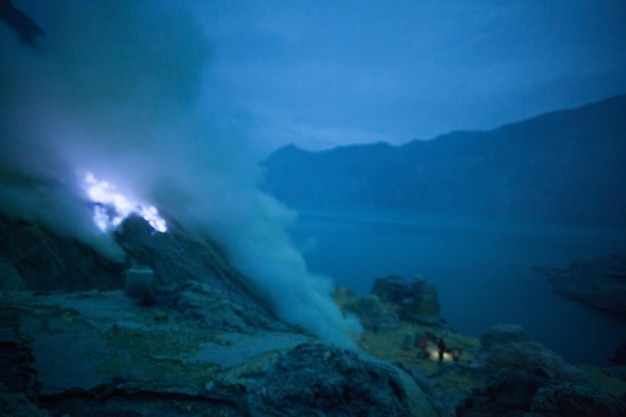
left=82, top=172, right=167, bottom=233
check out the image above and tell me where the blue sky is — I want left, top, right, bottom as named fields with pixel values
left=194, top=0, right=626, bottom=151
left=15, top=0, right=626, bottom=153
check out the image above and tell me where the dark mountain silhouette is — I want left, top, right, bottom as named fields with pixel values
left=261, top=94, right=626, bottom=226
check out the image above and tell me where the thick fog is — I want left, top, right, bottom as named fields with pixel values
left=0, top=1, right=360, bottom=346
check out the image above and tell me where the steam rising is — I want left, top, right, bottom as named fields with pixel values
left=0, top=0, right=360, bottom=346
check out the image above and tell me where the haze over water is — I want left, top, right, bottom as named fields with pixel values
left=289, top=208, right=626, bottom=366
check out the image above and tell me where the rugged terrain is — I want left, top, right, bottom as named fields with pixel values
left=2, top=2, right=623, bottom=414
left=1, top=214, right=625, bottom=416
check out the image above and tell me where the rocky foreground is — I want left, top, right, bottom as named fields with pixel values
left=1, top=215, right=626, bottom=416
left=0, top=282, right=438, bottom=417
left=2, top=277, right=626, bottom=416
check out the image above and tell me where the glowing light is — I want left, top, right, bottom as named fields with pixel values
left=425, top=348, right=459, bottom=363
left=82, top=172, right=167, bottom=233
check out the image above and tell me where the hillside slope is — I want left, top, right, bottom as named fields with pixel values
left=262, top=94, right=626, bottom=225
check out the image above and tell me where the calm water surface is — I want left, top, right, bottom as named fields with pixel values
left=289, top=208, right=626, bottom=366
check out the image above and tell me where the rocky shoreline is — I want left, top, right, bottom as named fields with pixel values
left=534, top=252, right=626, bottom=318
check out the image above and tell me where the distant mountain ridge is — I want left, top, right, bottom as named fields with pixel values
left=261, top=94, right=626, bottom=226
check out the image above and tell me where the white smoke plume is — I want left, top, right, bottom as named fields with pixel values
left=0, top=0, right=361, bottom=346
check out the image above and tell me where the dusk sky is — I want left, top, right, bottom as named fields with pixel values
left=16, top=0, right=626, bottom=154
left=194, top=0, right=626, bottom=152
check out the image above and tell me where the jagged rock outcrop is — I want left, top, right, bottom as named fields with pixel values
left=474, top=324, right=581, bottom=381
left=0, top=213, right=126, bottom=291
left=456, top=367, right=626, bottom=417
left=456, top=367, right=553, bottom=417
left=456, top=324, right=626, bottom=417
left=0, top=213, right=276, bottom=321
left=535, top=252, right=626, bottom=317
left=338, top=275, right=444, bottom=332
left=115, top=215, right=275, bottom=319
left=530, top=382, right=626, bottom=417
left=247, top=343, right=437, bottom=417
left=371, top=275, right=442, bottom=325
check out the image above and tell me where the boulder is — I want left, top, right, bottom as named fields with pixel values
left=246, top=343, right=438, bottom=417
left=456, top=367, right=626, bottom=417
left=530, top=382, right=626, bottom=417
left=371, top=275, right=441, bottom=324
left=456, top=367, right=552, bottom=417
left=371, top=275, right=412, bottom=304
left=475, top=325, right=581, bottom=381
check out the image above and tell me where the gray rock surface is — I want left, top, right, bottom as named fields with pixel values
left=530, top=382, right=626, bottom=417
left=456, top=325, right=626, bottom=417
left=0, top=213, right=126, bottom=291
left=0, top=285, right=436, bottom=416
left=456, top=367, right=626, bottom=417
left=454, top=324, right=626, bottom=417
left=0, top=213, right=278, bottom=323
left=456, top=367, right=552, bottom=417
left=475, top=324, right=581, bottom=381
left=247, top=343, right=437, bottom=417
left=371, top=275, right=442, bottom=325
